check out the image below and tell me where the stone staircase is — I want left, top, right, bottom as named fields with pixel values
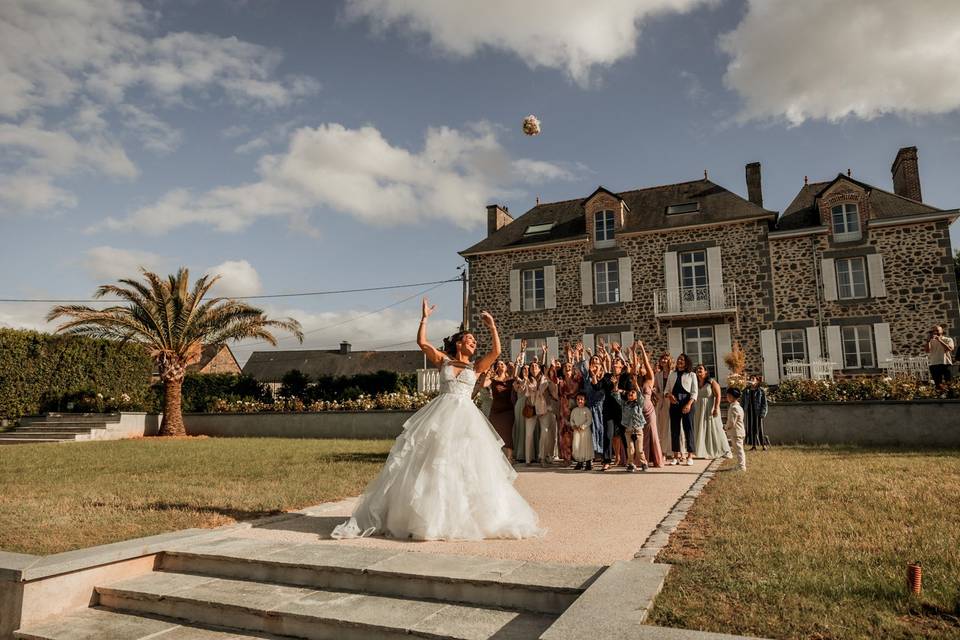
left=14, top=536, right=605, bottom=639
left=0, top=414, right=121, bottom=445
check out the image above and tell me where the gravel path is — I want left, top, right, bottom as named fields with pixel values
left=233, top=460, right=711, bottom=566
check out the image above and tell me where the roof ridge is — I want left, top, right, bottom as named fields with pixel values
left=531, top=178, right=711, bottom=210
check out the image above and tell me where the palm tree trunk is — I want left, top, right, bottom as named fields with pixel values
left=159, top=379, right=186, bottom=436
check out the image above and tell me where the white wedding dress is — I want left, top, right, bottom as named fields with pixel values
left=330, top=356, right=543, bottom=541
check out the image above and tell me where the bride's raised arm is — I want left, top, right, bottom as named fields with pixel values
left=417, top=297, right=445, bottom=368
left=474, top=310, right=501, bottom=373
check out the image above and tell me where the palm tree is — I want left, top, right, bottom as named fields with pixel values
left=47, top=268, right=303, bottom=436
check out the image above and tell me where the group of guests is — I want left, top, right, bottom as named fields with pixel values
left=475, top=338, right=769, bottom=473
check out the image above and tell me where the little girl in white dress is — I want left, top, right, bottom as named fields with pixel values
left=331, top=300, right=543, bottom=541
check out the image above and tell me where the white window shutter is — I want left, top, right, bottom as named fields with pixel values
left=546, top=336, right=559, bottom=364
left=821, top=258, right=837, bottom=301
left=620, top=330, right=634, bottom=353
left=873, top=322, right=892, bottom=366
left=509, top=269, right=521, bottom=312
left=760, top=329, right=780, bottom=384
left=543, top=265, right=557, bottom=309
left=707, top=247, right=724, bottom=309
left=510, top=339, right=522, bottom=362
left=826, top=326, right=843, bottom=368
left=664, top=252, right=679, bottom=313
left=867, top=254, right=886, bottom=298
left=667, top=327, right=683, bottom=358
left=714, top=324, right=732, bottom=383
left=582, top=333, right=594, bottom=354
left=805, top=326, right=822, bottom=362
left=618, top=257, right=633, bottom=303
left=580, top=261, right=593, bottom=306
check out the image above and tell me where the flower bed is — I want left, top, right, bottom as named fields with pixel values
left=770, top=377, right=960, bottom=403
left=209, top=391, right=436, bottom=413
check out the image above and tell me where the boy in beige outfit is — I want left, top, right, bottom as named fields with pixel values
left=724, top=388, right=746, bottom=471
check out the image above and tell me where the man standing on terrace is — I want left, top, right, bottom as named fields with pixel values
left=924, top=324, right=955, bottom=387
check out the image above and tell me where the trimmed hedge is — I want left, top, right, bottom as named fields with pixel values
left=0, top=328, right=154, bottom=420
left=150, top=373, right=271, bottom=413
left=278, top=370, right=417, bottom=402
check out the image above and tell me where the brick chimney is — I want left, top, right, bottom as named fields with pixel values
left=745, top=162, right=763, bottom=207
left=486, top=204, right=513, bottom=237
left=891, top=146, right=922, bottom=202
left=339, top=341, right=351, bottom=354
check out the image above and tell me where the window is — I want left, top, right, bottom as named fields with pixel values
left=679, top=250, right=709, bottom=310
left=683, top=327, right=716, bottom=375
left=521, top=337, right=547, bottom=364
left=523, top=222, right=554, bottom=236
left=594, top=332, right=622, bottom=352
left=841, top=325, right=875, bottom=369
left=836, top=257, right=868, bottom=299
left=778, top=329, right=807, bottom=372
left=521, top=268, right=545, bottom=311
left=831, top=203, right=861, bottom=241
left=594, top=260, right=620, bottom=304
left=594, top=210, right=615, bottom=245
left=666, top=202, right=700, bottom=215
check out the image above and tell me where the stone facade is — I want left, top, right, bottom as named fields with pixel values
left=464, top=169, right=959, bottom=383
left=467, top=218, right=775, bottom=377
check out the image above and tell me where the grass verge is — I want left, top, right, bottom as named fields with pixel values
left=0, top=437, right=392, bottom=555
left=648, top=446, right=960, bottom=639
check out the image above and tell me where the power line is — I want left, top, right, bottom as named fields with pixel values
left=235, top=280, right=453, bottom=349
left=0, top=278, right=460, bottom=304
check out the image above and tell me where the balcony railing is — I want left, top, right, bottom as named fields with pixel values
left=653, top=283, right=737, bottom=317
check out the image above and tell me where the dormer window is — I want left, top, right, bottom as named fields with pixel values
left=523, top=222, right=554, bottom=237
left=666, top=202, right=700, bottom=215
left=831, top=203, right=861, bottom=241
left=594, top=210, right=615, bottom=247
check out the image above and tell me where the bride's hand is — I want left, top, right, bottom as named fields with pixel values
left=421, top=297, right=436, bottom=319
left=479, top=310, right=495, bottom=328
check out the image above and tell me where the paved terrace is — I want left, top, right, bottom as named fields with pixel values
left=232, top=460, right=711, bottom=565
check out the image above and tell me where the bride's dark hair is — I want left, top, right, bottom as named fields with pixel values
left=442, top=331, right=468, bottom=357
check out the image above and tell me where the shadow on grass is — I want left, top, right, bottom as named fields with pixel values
left=141, top=501, right=284, bottom=521
left=321, top=452, right=390, bottom=464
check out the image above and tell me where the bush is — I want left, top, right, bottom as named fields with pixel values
left=279, top=369, right=311, bottom=400
left=0, top=328, right=154, bottom=420
left=770, top=376, right=960, bottom=403
left=210, top=391, right=435, bottom=413
left=149, top=373, right=271, bottom=413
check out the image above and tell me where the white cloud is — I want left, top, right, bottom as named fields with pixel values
left=720, top=0, right=960, bottom=124
left=0, top=0, right=319, bottom=216
left=204, top=260, right=263, bottom=298
left=230, top=305, right=461, bottom=365
left=0, top=304, right=53, bottom=332
left=82, top=246, right=166, bottom=282
left=95, top=121, right=576, bottom=234
left=345, top=0, right=716, bottom=86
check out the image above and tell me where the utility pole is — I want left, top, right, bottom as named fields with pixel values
left=459, top=264, right=469, bottom=331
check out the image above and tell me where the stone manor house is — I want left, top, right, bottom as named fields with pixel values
left=460, top=147, right=960, bottom=384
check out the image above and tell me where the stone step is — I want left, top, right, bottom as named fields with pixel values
left=19, top=420, right=110, bottom=429
left=13, top=426, right=101, bottom=433
left=0, top=438, right=68, bottom=445
left=39, top=413, right=122, bottom=422
left=14, top=606, right=283, bottom=639
left=96, top=571, right=556, bottom=640
left=0, top=432, right=81, bottom=440
left=160, top=537, right=602, bottom=614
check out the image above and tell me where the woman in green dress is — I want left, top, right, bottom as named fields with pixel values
left=693, top=364, right=731, bottom=459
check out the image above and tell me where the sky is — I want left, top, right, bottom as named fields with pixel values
left=2, top=0, right=959, bottom=365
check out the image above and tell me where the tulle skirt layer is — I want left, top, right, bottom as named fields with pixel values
left=331, top=392, right=544, bottom=541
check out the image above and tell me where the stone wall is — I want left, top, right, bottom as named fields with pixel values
left=467, top=219, right=774, bottom=373
left=769, top=219, right=960, bottom=359
left=766, top=401, right=960, bottom=446
left=199, top=347, right=241, bottom=375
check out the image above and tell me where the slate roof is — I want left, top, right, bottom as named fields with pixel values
left=242, top=349, right=425, bottom=382
left=461, top=179, right=777, bottom=255
left=777, top=174, right=945, bottom=231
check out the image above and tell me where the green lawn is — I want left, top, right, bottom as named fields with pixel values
left=648, top=447, right=960, bottom=639
left=0, top=438, right=392, bottom=555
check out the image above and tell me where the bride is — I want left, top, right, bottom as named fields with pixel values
left=330, top=298, right=543, bottom=541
